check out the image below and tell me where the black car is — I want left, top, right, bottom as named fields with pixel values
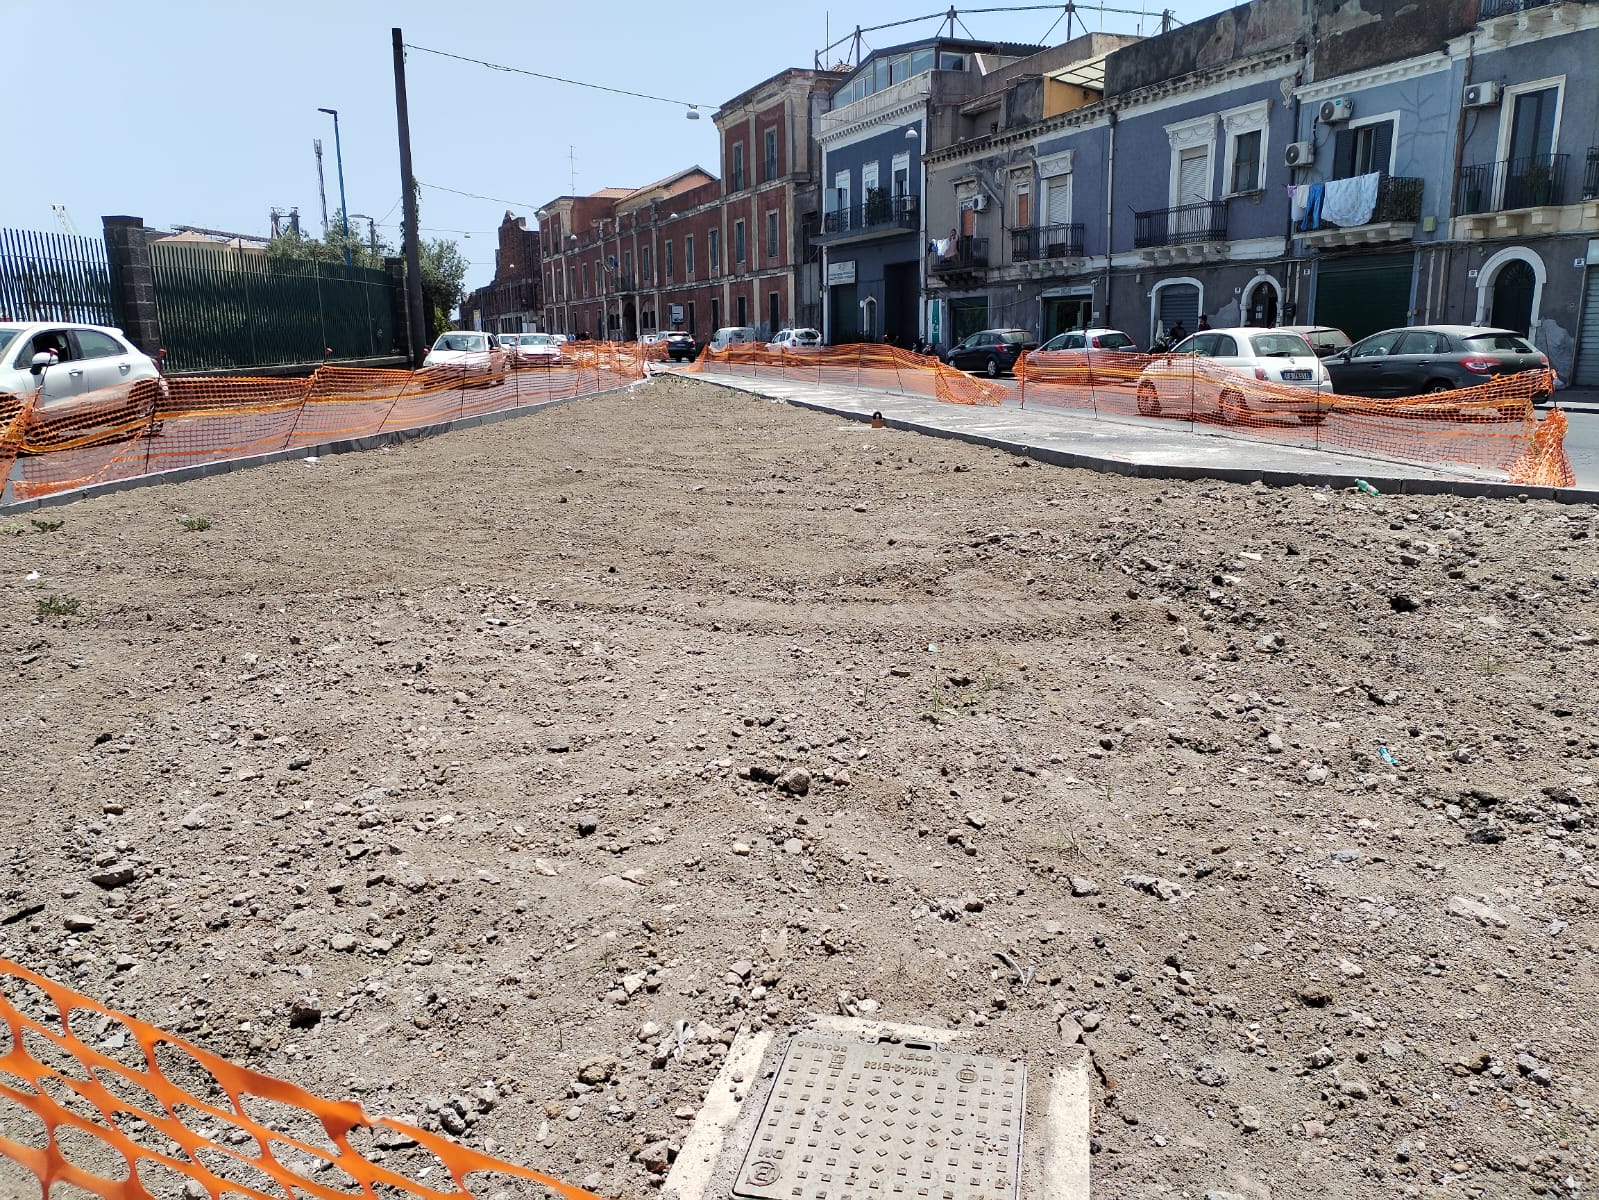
left=664, top=331, right=698, bottom=362
left=1324, top=324, right=1549, bottom=398
left=941, top=328, right=1038, bottom=377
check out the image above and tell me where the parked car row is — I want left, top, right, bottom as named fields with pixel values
left=1015, top=321, right=1551, bottom=405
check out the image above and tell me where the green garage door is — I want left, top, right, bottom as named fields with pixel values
left=1314, top=252, right=1415, bottom=343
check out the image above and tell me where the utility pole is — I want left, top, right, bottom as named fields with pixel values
left=315, top=139, right=330, bottom=237
left=319, top=108, right=352, bottom=275
left=393, top=27, right=428, bottom=365
left=568, top=145, right=577, bottom=196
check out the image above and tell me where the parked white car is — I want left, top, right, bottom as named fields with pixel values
left=1, top=322, right=163, bottom=407
left=1134, top=327, right=1333, bottom=424
left=1037, top=327, right=1137, bottom=352
left=422, top=331, right=508, bottom=381
left=0, top=322, right=166, bottom=446
left=708, top=326, right=759, bottom=352
left=508, top=333, right=564, bottom=365
left=768, top=328, right=822, bottom=350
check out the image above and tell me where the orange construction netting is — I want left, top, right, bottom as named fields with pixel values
left=690, top=343, right=1575, bottom=488
left=0, top=955, right=605, bottom=1200
left=0, top=343, right=647, bottom=504
left=688, top=342, right=1006, bottom=408
left=1015, top=349, right=1574, bottom=488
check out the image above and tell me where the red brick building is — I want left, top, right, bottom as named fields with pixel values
left=459, top=212, right=542, bottom=334
left=537, top=66, right=844, bottom=345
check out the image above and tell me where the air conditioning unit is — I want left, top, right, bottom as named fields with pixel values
left=970, top=194, right=990, bottom=212
left=1284, top=140, right=1315, bottom=168
left=1319, top=97, right=1354, bottom=124
left=1464, top=81, right=1503, bottom=108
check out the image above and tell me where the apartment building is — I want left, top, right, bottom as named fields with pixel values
left=536, top=68, right=842, bottom=345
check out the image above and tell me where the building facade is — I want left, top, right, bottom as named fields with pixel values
left=536, top=68, right=842, bottom=345
left=459, top=212, right=542, bottom=335
left=918, top=0, right=1599, bottom=384
left=816, top=38, right=1045, bottom=347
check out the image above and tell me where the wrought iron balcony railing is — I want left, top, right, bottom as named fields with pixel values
left=1133, top=199, right=1228, bottom=248
left=1585, top=147, right=1599, bottom=201
left=1011, top=222, right=1086, bottom=262
left=820, top=195, right=920, bottom=236
left=1479, top=0, right=1553, bottom=17
left=929, top=237, right=989, bottom=274
left=1457, top=152, right=1571, bottom=214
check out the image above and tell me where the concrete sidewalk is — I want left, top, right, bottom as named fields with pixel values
left=682, top=365, right=1596, bottom=503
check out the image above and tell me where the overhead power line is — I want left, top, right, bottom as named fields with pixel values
left=405, top=43, right=715, bottom=111
left=418, top=180, right=544, bottom=210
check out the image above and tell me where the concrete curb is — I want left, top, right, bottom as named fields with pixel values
left=700, top=379, right=1597, bottom=504
left=0, top=385, right=627, bottom=514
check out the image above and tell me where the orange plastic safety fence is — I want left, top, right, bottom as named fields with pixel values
left=0, top=956, right=607, bottom=1200
left=1014, top=350, right=1571, bottom=486
left=2, top=344, right=650, bottom=504
left=1507, top=404, right=1577, bottom=488
left=690, top=342, right=1006, bottom=407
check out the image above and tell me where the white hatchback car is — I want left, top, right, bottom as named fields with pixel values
left=1134, top=327, right=1333, bottom=424
left=0, top=322, right=163, bottom=409
left=508, top=333, right=564, bottom=365
left=422, top=331, right=508, bottom=381
left=768, top=328, right=822, bottom=350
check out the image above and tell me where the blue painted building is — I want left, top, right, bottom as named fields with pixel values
left=815, top=37, right=1043, bottom=345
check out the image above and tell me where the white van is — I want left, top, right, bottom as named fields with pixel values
left=708, top=326, right=759, bottom=351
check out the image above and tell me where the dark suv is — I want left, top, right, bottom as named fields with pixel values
left=665, top=331, right=698, bottom=362
left=942, top=329, right=1038, bottom=377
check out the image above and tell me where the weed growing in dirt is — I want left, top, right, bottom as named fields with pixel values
left=179, top=516, right=214, bottom=532
left=35, top=595, right=82, bottom=619
left=29, top=518, right=63, bottom=533
left=1044, top=824, right=1086, bottom=860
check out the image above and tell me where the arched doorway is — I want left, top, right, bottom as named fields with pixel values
left=1243, top=277, right=1280, bottom=327
left=622, top=302, right=638, bottom=341
left=862, top=296, right=878, bottom=342
left=1490, top=260, right=1536, bottom=334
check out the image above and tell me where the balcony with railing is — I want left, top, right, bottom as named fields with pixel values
left=1133, top=200, right=1228, bottom=264
left=928, top=237, right=989, bottom=281
left=1454, top=152, right=1587, bottom=236
left=1479, top=0, right=1552, bottom=17
left=1011, top=223, right=1085, bottom=263
left=1296, top=175, right=1424, bottom=248
left=817, top=195, right=920, bottom=243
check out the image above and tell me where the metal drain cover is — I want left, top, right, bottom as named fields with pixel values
left=732, top=1034, right=1026, bottom=1200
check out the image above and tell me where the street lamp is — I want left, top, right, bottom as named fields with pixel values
left=317, top=107, right=351, bottom=274
left=348, top=212, right=378, bottom=258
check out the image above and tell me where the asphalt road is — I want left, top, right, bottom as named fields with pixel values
left=1556, top=407, right=1598, bottom=489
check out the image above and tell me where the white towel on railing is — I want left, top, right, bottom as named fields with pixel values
left=932, top=237, right=954, bottom=257
left=1321, top=172, right=1381, bottom=227
left=1289, top=184, right=1311, bottom=222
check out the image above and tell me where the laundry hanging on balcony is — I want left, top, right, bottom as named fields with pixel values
left=1320, top=172, right=1381, bottom=227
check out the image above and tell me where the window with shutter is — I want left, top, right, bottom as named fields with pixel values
left=1045, top=175, right=1072, bottom=225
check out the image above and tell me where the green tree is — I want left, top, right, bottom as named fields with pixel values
left=419, top=237, right=469, bottom=343
left=267, top=211, right=393, bottom=272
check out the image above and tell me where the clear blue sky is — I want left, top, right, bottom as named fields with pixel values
left=5, top=0, right=1225, bottom=291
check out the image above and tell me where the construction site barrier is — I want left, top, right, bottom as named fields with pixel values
left=690, top=342, right=1574, bottom=488
left=0, top=344, right=648, bottom=504
left=689, top=342, right=1007, bottom=408
left=1015, top=349, right=1574, bottom=488
left=0, top=956, right=604, bottom=1200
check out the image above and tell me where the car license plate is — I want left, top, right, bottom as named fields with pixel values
left=1282, top=369, right=1312, bottom=381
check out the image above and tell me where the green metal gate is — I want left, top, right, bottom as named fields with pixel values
left=0, top=227, right=115, bottom=325
left=150, top=243, right=396, bottom=372
left=1313, top=252, right=1415, bottom=343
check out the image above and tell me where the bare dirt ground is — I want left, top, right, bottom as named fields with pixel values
left=1, top=374, right=1596, bottom=1200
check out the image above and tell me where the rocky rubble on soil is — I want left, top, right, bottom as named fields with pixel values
left=0, top=375, right=1594, bottom=1198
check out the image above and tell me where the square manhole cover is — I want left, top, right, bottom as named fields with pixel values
left=733, top=1034, right=1026, bottom=1200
